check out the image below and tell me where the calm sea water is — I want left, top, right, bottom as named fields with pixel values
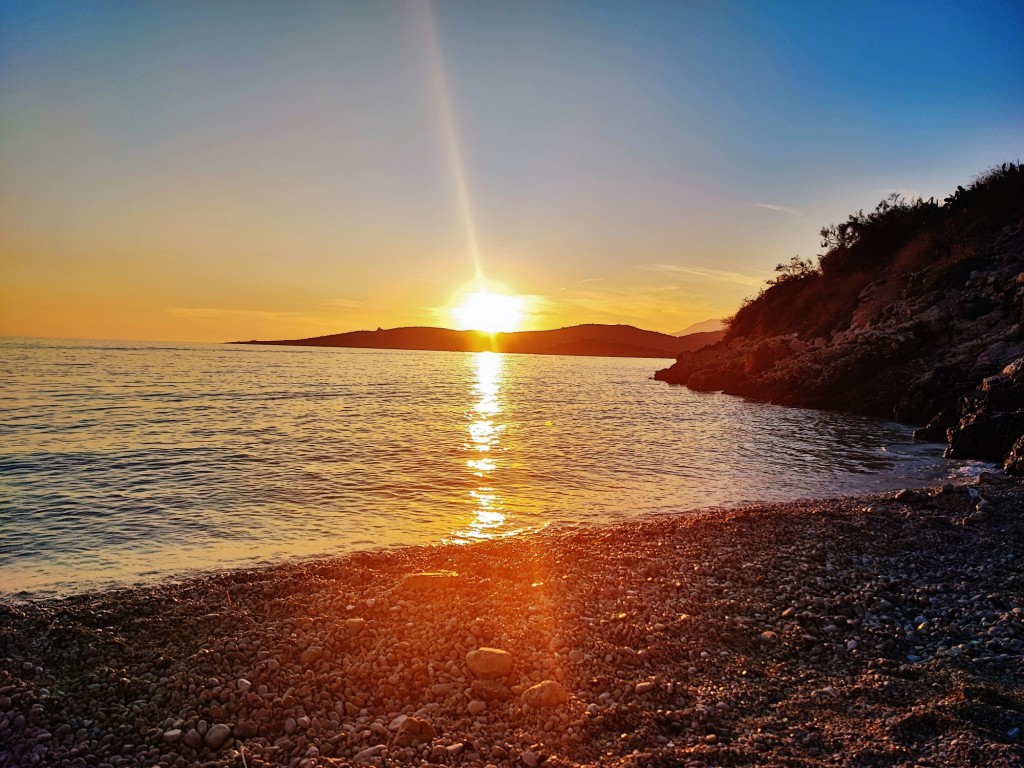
left=0, top=337, right=981, bottom=598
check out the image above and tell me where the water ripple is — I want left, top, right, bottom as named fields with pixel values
left=0, top=337, right=984, bottom=597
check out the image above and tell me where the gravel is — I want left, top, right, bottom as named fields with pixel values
left=1, top=473, right=1022, bottom=767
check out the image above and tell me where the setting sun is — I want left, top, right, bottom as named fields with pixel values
left=453, top=291, right=524, bottom=333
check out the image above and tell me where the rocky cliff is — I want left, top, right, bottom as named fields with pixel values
left=656, top=163, right=1024, bottom=472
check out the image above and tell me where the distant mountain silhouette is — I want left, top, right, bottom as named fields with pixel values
left=232, top=324, right=724, bottom=359
left=673, top=318, right=725, bottom=336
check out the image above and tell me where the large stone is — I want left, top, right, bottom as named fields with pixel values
left=204, top=723, right=232, bottom=750
left=522, top=680, right=569, bottom=708
left=299, top=646, right=322, bottom=666
left=392, top=716, right=436, bottom=747
left=466, top=647, right=512, bottom=679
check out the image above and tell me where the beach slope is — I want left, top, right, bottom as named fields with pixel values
left=1, top=475, right=1022, bottom=767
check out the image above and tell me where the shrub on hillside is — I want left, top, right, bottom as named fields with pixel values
left=724, top=162, right=1023, bottom=343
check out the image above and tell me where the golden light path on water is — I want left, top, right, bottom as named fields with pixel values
left=452, top=351, right=528, bottom=542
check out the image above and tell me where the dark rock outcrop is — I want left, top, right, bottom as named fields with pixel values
left=656, top=165, right=1024, bottom=471
left=944, top=357, right=1024, bottom=468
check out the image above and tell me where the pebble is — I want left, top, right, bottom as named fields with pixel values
left=522, top=680, right=569, bottom=708
left=182, top=729, right=202, bottom=749
left=354, top=745, right=382, bottom=763
left=468, top=699, right=487, bottom=716
left=401, top=571, right=460, bottom=591
left=392, top=717, right=436, bottom=747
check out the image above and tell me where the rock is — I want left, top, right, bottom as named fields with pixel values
left=392, top=716, right=436, bottom=747
left=204, top=723, right=232, bottom=750
left=759, top=630, right=778, bottom=642
left=345, top=617, right=367, bottom=634
left=471, top=679, right=512, bottom=701
left=183, top=729, right=202, bottom=749
left=1004, top=434, right=1024, bottom=474
left=400, top=571, right=460, bottom=591
left=162, top=729, right=181, bottom=744
left=521, top=750, right=539, bottom=767
left=522, top=680, right=569, bottom=708
left=914, top=406, right=958, bottom=442
left=236, top=678, right=251, bottom=693
left=466, top=647, right=513, bottom=679
left=234, top=720, right=259, bottom=739
left=894, top=489, right=917, bottom=502
left=354, top=745, right=382, bottom=763
left=634, top=681, right=655, bottom=695
left=467, top=700, right=487, bottom=716
left=946, top=411, right=1024, bottom=463
left=299, top=646, right=322, bottom=666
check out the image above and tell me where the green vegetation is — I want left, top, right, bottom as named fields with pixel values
left=727, top=163, right=1024, bottom=341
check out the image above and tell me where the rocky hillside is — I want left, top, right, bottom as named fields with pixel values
left=656, top=163, right=1024, bottom=472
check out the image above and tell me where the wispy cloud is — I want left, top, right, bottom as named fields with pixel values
left=535, top=280, right=721, bottom=332
left=330, top=297, right=372, bottom=310
left=168, top=307, right=335, bottom=327
left=752, top=203, right=802, bottom=217
left=558, top=277, right=606, bottom=291
left=644, top=263, right=763, bottom=287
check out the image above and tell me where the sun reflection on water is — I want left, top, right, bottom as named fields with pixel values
left=452, top=352, right=519, bottom=541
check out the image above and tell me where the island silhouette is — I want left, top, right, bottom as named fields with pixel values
left=232, top=324, right=724, bottom=359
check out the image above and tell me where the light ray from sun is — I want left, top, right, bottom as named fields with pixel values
left=414, top=1, right=484, bottom=283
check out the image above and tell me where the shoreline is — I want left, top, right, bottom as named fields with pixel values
left=2, top=476, right=1022, bottom=767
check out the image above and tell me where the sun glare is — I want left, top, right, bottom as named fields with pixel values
left=453, top=291, right=523, bottom=333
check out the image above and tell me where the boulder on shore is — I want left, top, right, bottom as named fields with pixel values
left=466, top=647, right=513, bottom=679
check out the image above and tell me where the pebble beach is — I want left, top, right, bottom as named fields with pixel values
left=2, top=474, right=1022, bottom=768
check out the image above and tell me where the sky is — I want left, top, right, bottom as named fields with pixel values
left=1, top=0, right=1022, bottom=342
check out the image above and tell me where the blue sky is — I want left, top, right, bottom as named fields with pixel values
left=2, top=0, right=1022, bottom=340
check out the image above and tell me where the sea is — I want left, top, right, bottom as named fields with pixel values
left=0, top=337, right=985, bottom=599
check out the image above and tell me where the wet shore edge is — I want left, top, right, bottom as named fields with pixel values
left=2, top=475, right=1022, bottom=767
